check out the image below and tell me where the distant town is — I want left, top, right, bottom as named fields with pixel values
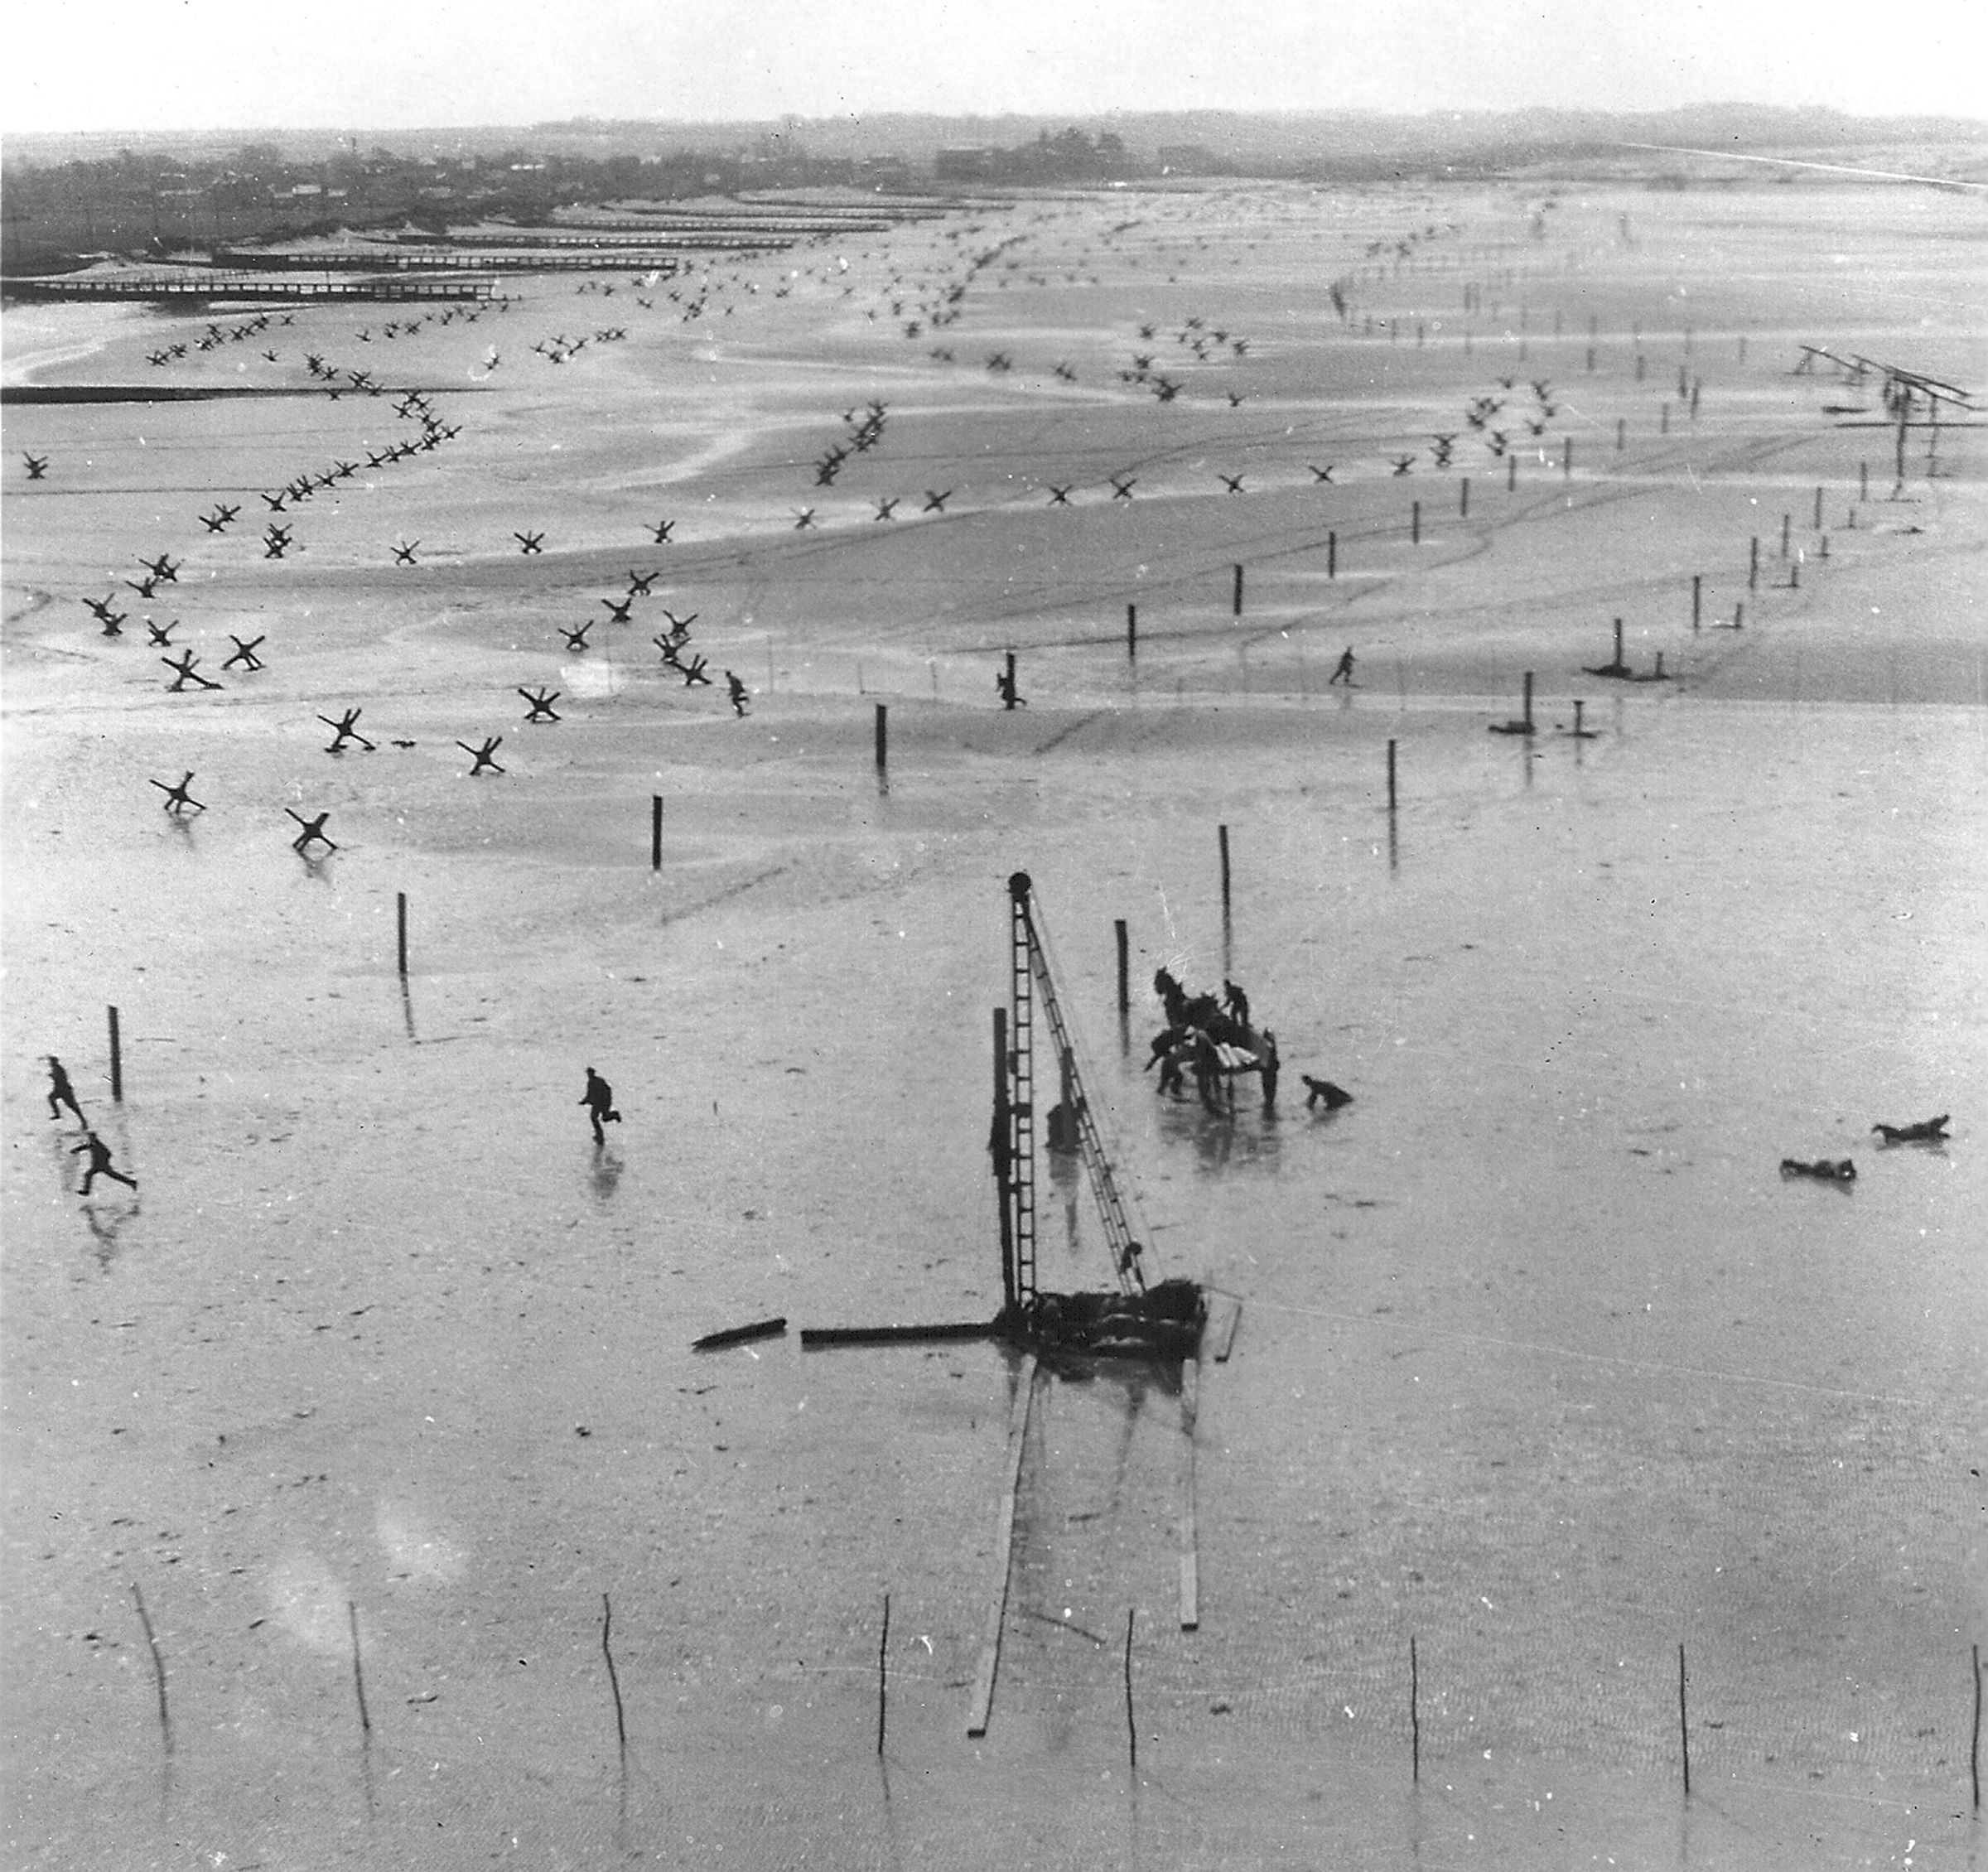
left=4, top=105, right=1981, bottom=277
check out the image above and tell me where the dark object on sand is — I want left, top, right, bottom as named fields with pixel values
left=1780, top=1156, right=1855, bottom=1183
left=1872, top=1114, right=1948, bottom=1145
left=692, top=1316, right=788, bottom=1351
left=1302, top=1075, right=1353, bottom=1111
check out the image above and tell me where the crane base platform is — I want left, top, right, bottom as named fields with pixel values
left=996, top=1278, right=1206, bottom=1363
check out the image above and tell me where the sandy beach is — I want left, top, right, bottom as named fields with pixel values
left=4, top=177, right=1985, bottom=1869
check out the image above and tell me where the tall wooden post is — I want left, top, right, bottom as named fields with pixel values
left=1387, top=739, right=1397, bottom=813
left=1327, top=532, right=1337, bottom=579
left=874, top=703, right=887, bottom=771
left=1114, top=919, right=1129, bottom=1015
left=1231, top=563, right=1243, bottom=618
left=1812, top=484, right=1824, bottom=529
left=1678, top=1643, right=1691, bottom=1798
left=1522, top=671, right=1533, bottom=732
left=1410, top=1636, right=1421, bottom=1784
left=1218, top=825, right=1232, bottom=919
left=1562, top=437, right=1572, bottom=478
left=1460, top=476, right=1469, bottom=518
left=1507, top=452, right=1517, bottom=492
left=1616, top=417, right=1625, bottom=451
left=1411, top=499, right=1421, bottom=544
left=1127, top=602, right=1136, bottom=660
left=1780, top=513, right=1791, bottom=559
left=396, top=892, right=408, bottom=976
left=1691, top=575, right=1701, bottom=631
left=1749, top=537, right=1759, bottom=591
left=651, top=796, right=663, bottom=871
left=108, top=1006, right=122, bottom=1103
left=1614, top=617, right=1624, bottom=668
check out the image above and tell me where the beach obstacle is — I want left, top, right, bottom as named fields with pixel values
left=287, top=809, right=336, bottom=856
left=876, top=1593, right=890, bottom=1757
left=1115, top=919, right=1130, bottom=1015
left=651, top=795, right=663, bottom=869
left=1691, top=575, right=1702, bottom=632
left=1411, top=499, right=1421, bottom=544
left=1410, top=1636, right=1421, bottom=1783
left=130, top=1581, right=170, bottom=1756
left=874, top=704, right=887, bottom=772
left=1218, top=824, right=1233, bottom=919
left=108, top=1006, right=123, bottom=1103
left=348, top=1601, right=371, bottom=1739
left=519, top=687, right=561, bottom=723
left=1123, top=1609, right=1139, bottom=1773
left=1489, top=672, right=1536, bottom=736
left=1387, top=739, right=1397, bottom=813
left=1507, top=453, right=1517, bottom=492
left=1232, top=563, right=1244, bottom=618
left=150, top=772, right=203, bottom=815
left=1460, top=476, right=1469, bottom=518
left=1327, top=531, right=1338, bottom=578
left=601, top=1594, right=629, bottom=1766
left=396, top=892, right=408, bottom=976
left=1126, top=603, right=1136, bottom=660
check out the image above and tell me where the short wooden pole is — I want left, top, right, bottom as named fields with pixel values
left=1691, top=575, right=1701, bottom=631
left=602, top=1592, right=628, bottom=1758
left=1127, top=602, right=1136, bottom=660
left=108, top=1005, right=123, bottom=1103
left=1218, top=825, right=1232, bottom=917
left=1115, top=919, right=1129, bottom=1014
left=1123, top=1609, right=1137, bottom=1773
left=1411, top=499, right=1421, bottom=544
left=1573, top=698, right=1586, bottom=736
left=130, top=1580, right=171, bottom=1754
left=1812, top=484, right=1824, bottom=529
left=874, top=703, right=887, bottom=770
left=1636, top=353, right=1647, bottom=381
left=1522, top=671, right=1533, bottom=731
left=1460, top=476, right=1469, bottom=517
left=1562, top=437, right=1572, bottom=478
left=1410, top=1636, right=1421, bottom=1784
left=1738, top=334, right=1748, bottom=364
left=1970, top=1641, right=1981, bottom=1810
left=1506, top=452, right=1517, bottom=492
left=1780, top=513, right=1791, bottom=559
left=1387, top=739, right=1397, bottom=813
left=1616, top=417, right=1625, bottom=451
left=651, top=796, right=663, bottom=871
left=1660, top=402, right=1669, bottom=434
left=876, top=1591, right=890, bottom=1756
left=1749, top=537, right=1759, bottom=591
left=1585, top=344, right=1595, bottom=372
left=349, top=1600, right=372, bottom=1736
left=1677, top=1643, right=1691, bottom=1798
left=396, top=891, right=408, bottom=976
left=1232, top=563, right=1243, bottom=618
left=1614, top=617, right=1624, bottom=666
left=1860, top=460, right=1869, bottom=502
left=1327, top=532, right=1337, bottom=578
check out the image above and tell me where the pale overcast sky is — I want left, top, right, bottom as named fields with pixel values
left=3, top=0, right=1981, bottom=134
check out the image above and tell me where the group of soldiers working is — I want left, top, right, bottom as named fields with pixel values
left=1144, top=970, right=1280, bottom=1112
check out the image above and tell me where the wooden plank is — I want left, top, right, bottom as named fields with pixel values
left=691, top=1315, right=787, bottom=1351
left=800, top=1320, right=994, bottom=1349
left=966, top=1353, right=1038, bottom=1737
left=1180, top=1358, right=1200, bottom=1630
left=1211, top=1295, right=1242, bottom=1363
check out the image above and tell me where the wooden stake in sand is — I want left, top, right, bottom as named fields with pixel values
left=1971, top=1640, right=1981, bottom=1811
left=1115, top=919, right=1130, bottom=1014
left=1387, top=739, right=1397, bottom=813
left=1507, top=453, right=1517, bottom=493
left=348, top=1601, right=371, bottom=1737
left=1616, top=417, right=1626, bottom=452
left=1327, top=532, right=1338, bottom=579
left=1691, top=575, right=1702, bottom=632
left=1232, top=563, right=1244, bottom=618
left=1749, top=537, right=1759, bottom=591
left=1218, top=825, right=1232, bottom=919
left=651, top=797, right=663, bottom=871
left=1179, top=1358, right=1200, bottom=1631
left=876, top=1592, right=890, bottom=1756
left=1411, top=500, right=1421, bottom=545
left=108, top=1006, right=123, bottom=1103
left=601, top=1593, right=628, bottom=1759
left=874, top=704, right=887, bottom=772
left=966, top=1353, right=1037, bottom=1737
left=1677, top=1642, right=1691, bottom=1798
left=1813, top=484, right=1824, bottom=530
left=129, top=1580, right=171, bottom=1754
left=1460, top=476, right=1469, bottom=518
left=396, top=892, right=408, bottom=976
left=1410, top=1635, right=1421, bottom=1784
left=1123, top=1609, right=1138, bottom=1773
left=1127, top=603, right=1136, bottom=661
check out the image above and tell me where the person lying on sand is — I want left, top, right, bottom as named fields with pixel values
left=1871, top=1115, right=1948, bottom=1144
left=1780, top=1156, right=1855, bottom=1182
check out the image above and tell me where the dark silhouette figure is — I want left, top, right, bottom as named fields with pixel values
left=46, top=1057, right=85, bottom=1123
left=151, top=771, right=204, bottom=814
left=457, top=737, right=504, bottom=775
left=320, top=708, right=374, bottom=753
left=996, top=659, right=1025, bottom=710
left=1872, top=1116, right=1948, bottom=1145
left=162, top=651, right=220, bottom=692
left=1222, top=979, right=1251, bottom=1029
left=287, top=808, right=336, bottom=855
left=1329, top=647, right=1355, bottom=686
left=1258, top=1030, right=1280, bottom=1107
left=224, top=635, right=266, bottom=671
left=1302, top=1075, right=1353, bottom=1111
left=726, top=671, right=750, bottom=716
left=581, top=1068, right=622, bottom=1144
left=73, top=1131, right=136, bottom=1194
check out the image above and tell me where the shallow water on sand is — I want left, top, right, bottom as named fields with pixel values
left=4, top=178, right=1986, bottom=1867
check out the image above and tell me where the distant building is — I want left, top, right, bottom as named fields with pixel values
left=935, top=146, right=996, bottom=182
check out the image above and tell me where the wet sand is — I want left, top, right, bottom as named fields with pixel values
left=4, top=179, right=1986, bottom=1869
